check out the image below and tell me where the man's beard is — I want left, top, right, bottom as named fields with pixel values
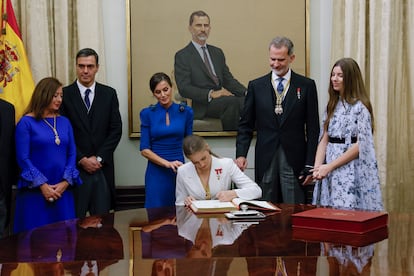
left=197, top=34, right=208, bottom=41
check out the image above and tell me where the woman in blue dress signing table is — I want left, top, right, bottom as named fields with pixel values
left=140, top=72, right=193, bottom=208
left=14, top=77, right=82, bottom=233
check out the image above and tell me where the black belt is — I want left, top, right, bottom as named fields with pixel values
left=328, top=136, right=357, bottom=144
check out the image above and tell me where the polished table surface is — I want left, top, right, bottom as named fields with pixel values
left=0, top=204, right=412, bottom=275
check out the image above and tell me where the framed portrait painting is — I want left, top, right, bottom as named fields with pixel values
left=127, top=0, right=309, bottom=137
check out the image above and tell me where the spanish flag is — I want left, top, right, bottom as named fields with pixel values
left=0, top=0, right=34, bottom=120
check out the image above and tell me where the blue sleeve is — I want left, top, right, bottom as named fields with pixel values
left=140, top=108, right=151, bottom=151
left=15, top=118, right=48, bottom=188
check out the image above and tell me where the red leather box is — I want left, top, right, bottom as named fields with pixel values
left=291, top=207, right=388, bottom=234
left=292, top=225, right=388, bottom=247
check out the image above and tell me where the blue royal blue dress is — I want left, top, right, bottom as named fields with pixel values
left=14, top=115, right=81, bottom=233
left=140, top=102, right=193, bottom=208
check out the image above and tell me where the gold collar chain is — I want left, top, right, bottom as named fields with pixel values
left=271, top=76, right=291, bottom=115
left=43, top=116, right=61, bottom=145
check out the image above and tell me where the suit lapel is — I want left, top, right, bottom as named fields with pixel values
left=189, top=43, right=218, bottom=84
left=87, top=85, right=99, bottom=117
left=69, top=83, right=92, bottom=131
left=210, top=156, right=219, bottom=187
left=87, top=84, right=106, bottom=128
left=280, top=73, right=299, bottom=126
left=206, top=45, right=220, bottom=77
left=261, top=74, right=281, bottom=126
left=186, top=163, right=205, bottom=198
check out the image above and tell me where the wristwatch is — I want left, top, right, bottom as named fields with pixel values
left=96, top=156, right=103, bottom=164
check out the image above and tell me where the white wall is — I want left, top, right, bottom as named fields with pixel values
left=101, top=0, right=332, bottom=186
left=309, top=0, right=333, bottom=118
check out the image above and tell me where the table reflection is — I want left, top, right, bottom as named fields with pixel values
left=176, top=206, right=250, bottom=254
left=132, top=205, right=390, bottom=275
left=322, top=243, right=374, bottom=275
left=0, top=205, right=413, bottom=275
left=0, top=213, right=123, bottom=275
left=140, top=207, right=191, bottom=259
left=145, top=206, right=253, bottom=275
left=142, top=205, right=320, bottom=275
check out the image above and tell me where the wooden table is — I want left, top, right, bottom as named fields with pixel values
left=0, top=204, right=411, bottom=275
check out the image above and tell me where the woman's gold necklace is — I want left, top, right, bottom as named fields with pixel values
left=198, top=169, right=211, bottom=199
left=203, top=179, right=211, bottom=200
left=197, top=158, right=212, bottom=199
left=43, top=116, right=61, bottom=145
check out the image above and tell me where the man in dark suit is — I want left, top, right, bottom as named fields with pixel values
left=61, top=48, right=122, bottom=218
left=174, top=10, right=246, bottom=131
left=0, top=99, right=17, bottom=237
left=236, top=36, right=319, bottom=204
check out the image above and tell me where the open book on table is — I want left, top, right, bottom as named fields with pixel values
left=189, top=198, right=280, bottom=214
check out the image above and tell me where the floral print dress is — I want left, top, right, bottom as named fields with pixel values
left=312, top=100, right=384, bottom=211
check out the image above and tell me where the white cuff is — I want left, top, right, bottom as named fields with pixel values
left=208, top=90, right=213, bottom=102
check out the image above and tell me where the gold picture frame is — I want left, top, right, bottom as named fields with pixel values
left=127, top=0, right=309, bottom=138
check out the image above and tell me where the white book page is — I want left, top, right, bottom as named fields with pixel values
left=192, top=200, right=236, bottom=209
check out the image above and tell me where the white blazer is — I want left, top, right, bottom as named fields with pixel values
left=175, top=156, right=262, bottom=205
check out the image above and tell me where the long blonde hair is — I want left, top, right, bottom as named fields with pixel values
left=183, top=135, right=218, bottom=158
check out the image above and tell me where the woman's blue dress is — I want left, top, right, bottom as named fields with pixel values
left=14, top=115, right=81, bottom=233
left=140, top=102, right=193, bottom=208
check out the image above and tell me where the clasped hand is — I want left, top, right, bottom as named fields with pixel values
left=40, top=180, right=69, bottom=202
left=211, top=88, right=234, bottom=99
left=79, top=156, right=102, bottom=174
left=312, top=164, right=331, bottom=181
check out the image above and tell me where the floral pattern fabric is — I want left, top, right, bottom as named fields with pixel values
left=312, top=100, right=383, bottom=211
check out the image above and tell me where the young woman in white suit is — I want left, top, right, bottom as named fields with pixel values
left=176, top=135, right=262, bottom=206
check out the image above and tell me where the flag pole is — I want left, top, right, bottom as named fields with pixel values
left=1, top=0, right=7, bottom=35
